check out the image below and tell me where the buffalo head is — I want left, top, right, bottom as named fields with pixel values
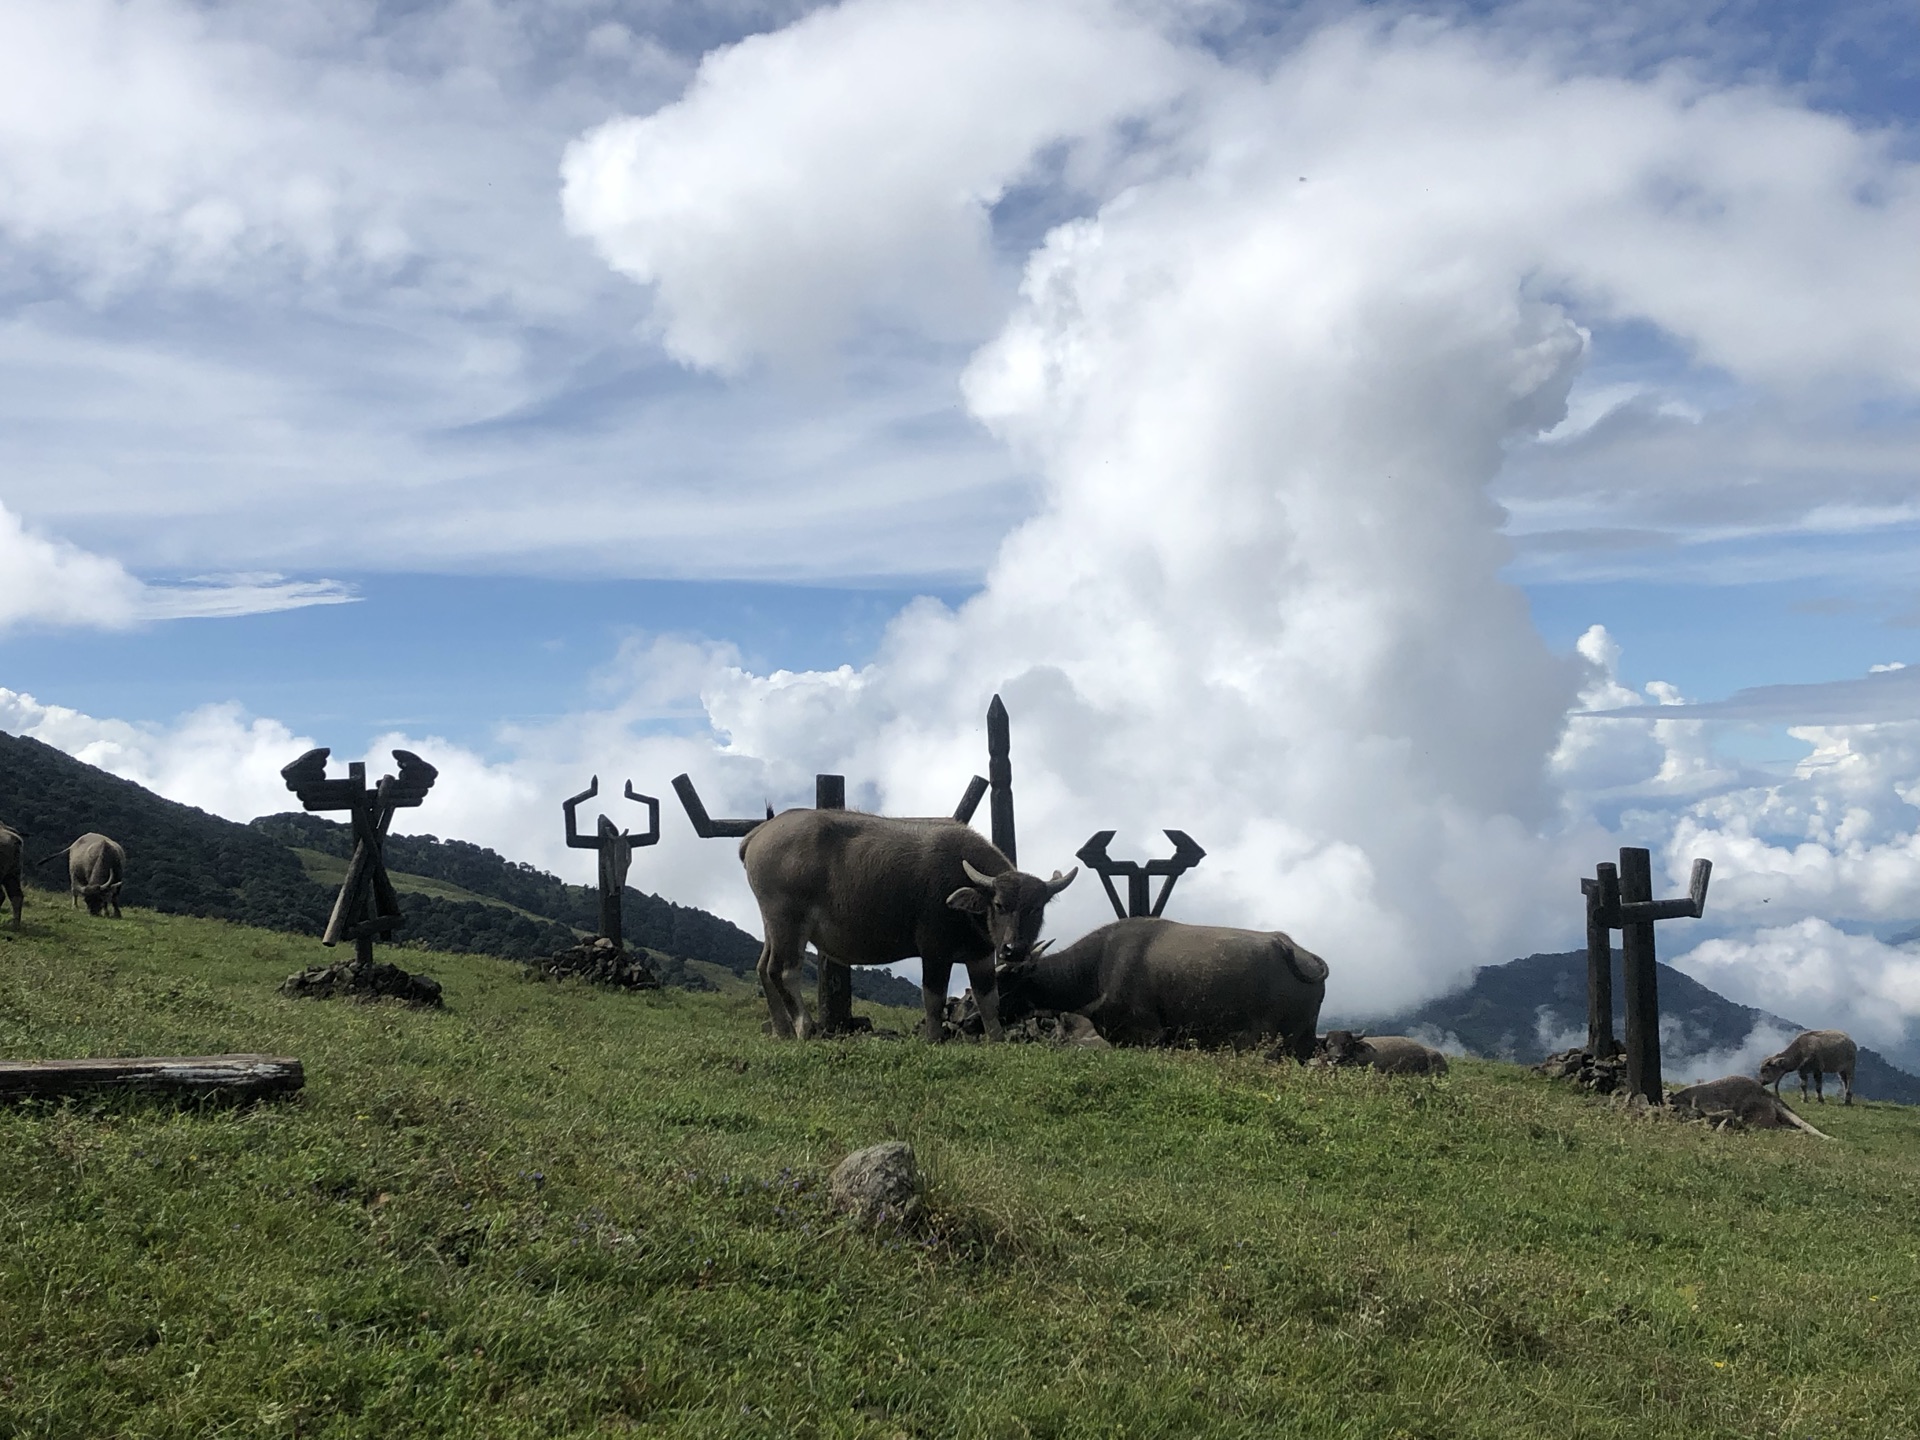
left=81, top=878, right=123, bottom=917
left=946, top=859, right=1076, bottom=966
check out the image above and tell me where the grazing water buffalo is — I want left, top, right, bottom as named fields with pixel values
left=40, top=833, right=125, bottom=917
left=1670, top=1075, right=1831, bottom=1136
left=739, top=808, right=1076, bottom=1042
left=1316, top=1031, right=1450, bottom=1075
left=1, top=823, right=22, bottom=931
left=1759, top=1029, right=1857, bottom=1105
left=993, top=917, right=1328, bottom=1056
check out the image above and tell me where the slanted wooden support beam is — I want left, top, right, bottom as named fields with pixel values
left=0, top=1054, right=304, bottom=1103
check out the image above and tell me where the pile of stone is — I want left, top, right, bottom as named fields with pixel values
left=529, top=937, right=660, bottom=990
left=280, top=957, right=444, bottom=1008
left=941, top=992, right=1109, bottom=1047
left=1533, top=1045, right=1627, bottom=1094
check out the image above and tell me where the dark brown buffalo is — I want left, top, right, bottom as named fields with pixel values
left=1316, top=1030, right=1450, bottom=1075
left=0, top=823, right=22, bottom=931
left=739, top=808, right=1076, bottom=1042
left=1758, top=1029, right=1857, bottom=1105
left=994, top=917, right=1328, bottom=1056
left=41, top=833, right=125, bottom=917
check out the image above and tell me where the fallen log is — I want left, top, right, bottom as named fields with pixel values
left=0, top=1054, right=304, bottom=1103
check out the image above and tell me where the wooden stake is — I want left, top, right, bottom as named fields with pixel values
left=1619, top=847, right=1662, bottom=1102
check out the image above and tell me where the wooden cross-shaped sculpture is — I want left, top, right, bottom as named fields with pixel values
left=281, top=748, right=438, bottom=965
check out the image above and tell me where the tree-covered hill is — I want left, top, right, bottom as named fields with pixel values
left=0, top=731, right=330, bottom=934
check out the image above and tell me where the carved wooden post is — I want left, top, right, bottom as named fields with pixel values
left=988, top=694, right=1015, bottom=864
left=563, top=777, right=660, bottom=952
left=1581, top=861, right=1620, bottom=1058
left=281, top=748, right=438, bottom=967
left=1578, top=848, right=1711, bottom=1105
left=1618, top=848, right=1661, bottom=1102
left=1077, top=831, right=1206, bottom=919
left=813, top=773, right=856, bottom=1033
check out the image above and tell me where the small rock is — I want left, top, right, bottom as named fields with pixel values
left=829, top=1141, right=923, bottom=1231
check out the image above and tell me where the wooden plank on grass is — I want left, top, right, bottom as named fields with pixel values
left=0, top=1054, right=303, bottom=1102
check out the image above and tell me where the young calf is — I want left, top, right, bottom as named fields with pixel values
left=1758, top=1029, right=1857, bottom=1105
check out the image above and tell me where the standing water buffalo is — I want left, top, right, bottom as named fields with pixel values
left=39, top=833, right=126, bottom=917
left=739, top=808, right=1076, bottom=1042
left=1, top=823, right=22, bottom=931
left=1759, top=1029, right=1857, bottom=1105
left=993, top=917, right=1328, bottom=1056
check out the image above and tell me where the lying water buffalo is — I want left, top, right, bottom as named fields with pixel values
left=40, top=833, right=126, bottom=917
left=1, top=823, right=22, bottom=931
left=1670, top=1075, right=1831, bottom=1136
left=1316, top=1030, right=1450, bottom=1075
left=1759, top=1029, right=1857, bottom=1105
left=993, top=917, right=1328, bottom=1056
left=739, top=808, right=1076, bottom=1042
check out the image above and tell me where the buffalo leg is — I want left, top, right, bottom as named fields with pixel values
left=754, top=917, right=813, bottom=1040
left=1843, top=1066, right=1855, bottom=1106
left=4, top=880, right=20, bottom=930
left=920, top=957, right=954, bottom=1043
left=962, top=955, right=1004, bottom=1042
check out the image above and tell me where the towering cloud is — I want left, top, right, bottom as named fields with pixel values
left=560, top=8, right=1920, bottom=1011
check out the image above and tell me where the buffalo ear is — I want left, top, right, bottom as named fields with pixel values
left=946, top=886, right=989, bottom=914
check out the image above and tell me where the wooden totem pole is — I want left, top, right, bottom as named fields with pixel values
left=280, top=748, right=439, bottom=965
left=1077, top=829, right=1206, bottom=920
left=1580, top=848, right=1712, bottom=1103
left=562, top=777, right=660, bottom=952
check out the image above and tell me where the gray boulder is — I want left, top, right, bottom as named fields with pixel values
left=829, top=1141, right=923, bottom=1230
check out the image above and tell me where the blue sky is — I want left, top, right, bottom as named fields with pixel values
left=4, top=0, right=1920, bottom=1059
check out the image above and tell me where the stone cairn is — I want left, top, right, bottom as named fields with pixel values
left=280, top=957, right=443, bottom=1008
left=533, top=936, right=660, bottom=991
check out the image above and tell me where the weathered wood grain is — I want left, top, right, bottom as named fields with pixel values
left=0, top=1054, right=304, bottom=1102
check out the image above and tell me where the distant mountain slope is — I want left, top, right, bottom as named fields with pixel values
left=1370, top=950, right=1920, bottom=1104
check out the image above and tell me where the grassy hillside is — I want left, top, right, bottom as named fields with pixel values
left=4, top=907, right=1919, bottom=1438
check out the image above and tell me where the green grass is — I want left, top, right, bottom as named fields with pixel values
left=3, top=904, right=1919, bottom=1439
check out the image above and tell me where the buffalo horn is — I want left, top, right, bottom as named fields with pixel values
left=1045, top=866, right=1079, bottom=895
left=1028, top=939, right=1054, bottom=959
left=962, top=859, right=997, bottom=888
